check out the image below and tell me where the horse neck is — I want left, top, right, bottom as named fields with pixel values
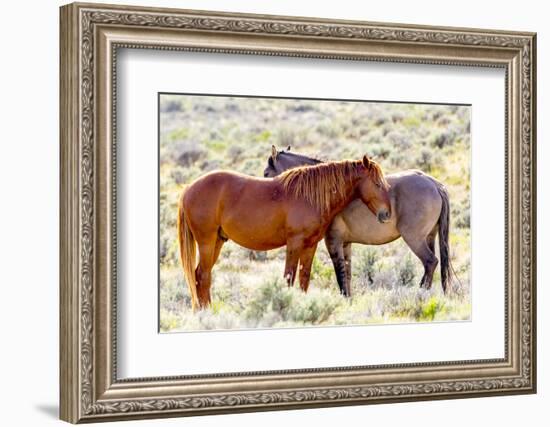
left=279, top=152, right=320, bottom=171
left=292, top=155, right=320, bottom=166
left=323, top=170, right=363, bottom=218
left=279, top=161, right=364, bottom=218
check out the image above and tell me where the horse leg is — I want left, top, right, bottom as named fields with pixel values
left=195, top=236, right=221, bottom=308
left=212, top=235, right=225, bottom=266
left=343, top=243, right=353, bottom=296
left=401, top=232, right=438, bottom=290
left=298, top=244, right=318, bottom=293
left=423, top=226, right=438, bottom=289
left=324, top=234, right=349, bottom=297
left=427, top=226, right=437, bottom=254
left=284, top=238, right=302, bottom=287
left=414, top=231, right=435, bottom=287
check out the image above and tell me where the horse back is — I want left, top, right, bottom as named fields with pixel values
left=182, top=171, right=291, bottom=240
left=387, top=170, right=443, bottom=214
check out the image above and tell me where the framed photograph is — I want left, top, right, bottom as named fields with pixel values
left=60, top=2, right=537, bottom=423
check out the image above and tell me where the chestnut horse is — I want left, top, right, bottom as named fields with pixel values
left=178, top=156, right=391, bottom=309
left=264, top=146, right=452, bottom=296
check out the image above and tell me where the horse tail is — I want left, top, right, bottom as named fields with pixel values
left=433, top=181, right=451, bottom=293
left=177, top=187, right=199, bottom=310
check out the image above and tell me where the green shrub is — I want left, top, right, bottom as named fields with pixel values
left=286, top=291, right=342, bottom=324
left=419, top=296, right=446, bottom=321
left=311, top=256, right=334, bottom=285
left=398, top=255, right=416, bottom=287
left=430, top=129, right=456, bottom=149
left=244, top=279, right=293, bottom=323
left=355, top=248, right=378, bottom=288
left=276, top=127, right=296, bottom=147
left=160, top=99, right=182, bottom=113
left=416, top=148, right=433, bottom=171
left=242, top=279, right=343, bottom=327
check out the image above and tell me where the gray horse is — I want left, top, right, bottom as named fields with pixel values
left=264, top=146, right=452, bottom=296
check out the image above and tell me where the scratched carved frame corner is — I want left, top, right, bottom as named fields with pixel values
left=59, top=2, right=536, bottom=423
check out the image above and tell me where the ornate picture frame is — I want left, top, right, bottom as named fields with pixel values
left=60, top=2, right=536, bottom=423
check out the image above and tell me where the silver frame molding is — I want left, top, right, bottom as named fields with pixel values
left=60, top=2, right=536, bottom=423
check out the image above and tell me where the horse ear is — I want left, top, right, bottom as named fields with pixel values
left=362, top=154, right=372, bottom=169
left=271, top=145, right=278, bottom=160
left=286, top=145, right=291, bottom=152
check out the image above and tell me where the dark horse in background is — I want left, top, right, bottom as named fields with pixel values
left=178, top=155, right=391, bottom=310
left=264, top=146, right=452, bottom=296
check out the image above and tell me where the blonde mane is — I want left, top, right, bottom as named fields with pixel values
left=278, top=159, right=387, bottom=214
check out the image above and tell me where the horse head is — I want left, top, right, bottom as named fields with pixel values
left=263, top=145, right=320, bottom=177
left=357, top=155, right=391, bottom=223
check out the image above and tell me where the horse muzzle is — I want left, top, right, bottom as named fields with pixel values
left=377, top=210, right=391, bottom=223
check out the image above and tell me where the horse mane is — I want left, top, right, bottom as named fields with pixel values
left=278, top=159, right=387, bottom=214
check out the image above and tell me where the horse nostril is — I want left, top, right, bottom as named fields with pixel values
left=378, top=210, right=390, bottom=222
